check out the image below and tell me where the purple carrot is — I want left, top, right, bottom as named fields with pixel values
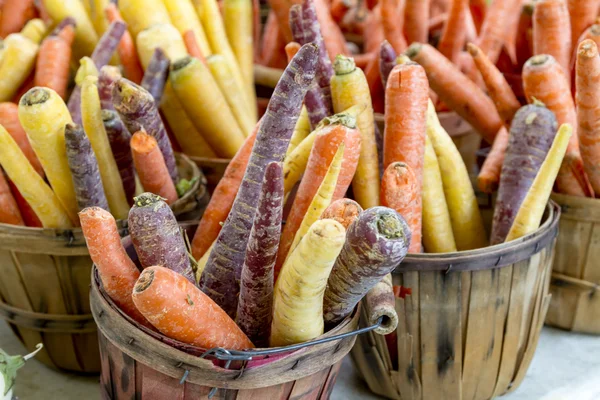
left=235, top=162, right=283, bottom=347
left=490, top=103, right=558, bottom=244
left=379, top=40, right=397, bottom=88
left=323, top=206, right=411, bottom=326
left=374, top=122, right=384, bottom=178
left=112, top=78, right=178, bottom=183
left=128, top=192, right=195, bottom=284
left=51, top=17, right=76, bottom=36
left=301, top=0, right=334, bottom=93
left=64, top=123, right=109, bottom=211
left=289, top=5, right=304, bottom=43
left=67, top=21, right=127, bottom=123
left=304, top=87, right=329, bottom=127
left=141, top=48, right=170, bottom=105
left=98, top=66, right=122, bottom=111
left=200, top=43, right=318, bottom=317
left=101, top=110, right=136, bottom=204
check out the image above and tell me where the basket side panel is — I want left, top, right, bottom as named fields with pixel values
left=140, top=363, right=186, bottom=400
left=552, top=218, right=591, bottom=278
left=319, top=360, right=343, bottom=400
left=234, top=381, right=294, bottom=400
left=570, top=292, right=600, bottom=333
left=580, top=223, right=600, bottom=283
left=53, top=254, right=93, bottom=314
left=286, top=365, right=332, bottom=400
left=546, top=284, right=580, bottom=329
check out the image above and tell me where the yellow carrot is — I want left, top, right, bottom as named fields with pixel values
left=20, top=18, right=47, bottom=44
left=223, top=0, right=257, bottom=121
left=163, top=0, right=212, bottom=57
left=330, top=55, right=380, bottom=209
left=422, top=135, right=457, bottom=253
left=270, top=218, right=346, bottom=347
left=136, top=23, right=188, bottom=69
left=286, top=106, right=311, bottom=157
left=426, top=100, right=488, bottom=250
left=117, top=0, right=171, bottom=38
left=89, top=0, right=110, bottom=35
left=287, top=143, right=345, bottom=263
left=170, top=56, right=245, bottom=158
left=18, top=88, right=79, bottom=225
left=195, top=239, right=215, bottom=283
left=42, top=0, right=98, bottom=60
left=207, top=54, right=255, bottom=135
left=0, top=34, right=38, bottom=102
left=75, top=57, right=99, bottom=83
left=80, top=76, right=130, bottom=220
left=505, top=124, right=572, bottom=242
left=284, top=130, right=317, bottom=194
left=0, top=125, right=71, bottom=228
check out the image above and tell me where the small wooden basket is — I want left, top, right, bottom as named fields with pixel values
left=351, top=201, right=560, bottom=400
left=0, top=154, right=208, bottom=373
left=545, top=193, right=600, bottom=334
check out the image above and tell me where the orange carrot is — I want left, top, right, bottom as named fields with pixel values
left=477, top=126, right=509, bottom=193
left=571, top=20, right=600, bottom=71
left=0, top=102, right=43, bottom=176
left=260, top=10, right=287, bottom=69
left=8, top=179, right=41, bottom=227
left=105, top=3, right=144, bottom=84
left=381, top=162, right=421, bottom=253
left=0, top=0, right=36, bottom=37
left=133, top=266, right=254, bottom=349
left=0, top=171, right=23, bottom=225
left=364, top=53, right=385, bottom=113
left=437, top=0, right=468, bottom=64
left=183, top=29, right=208, bottom=65
left=516, top=1, right=535, bottom=69
left=79, top=207, right=151, bottom=327
left=130, top=131, right=178, bottom=205
left=381, top=0, right=406, bottom=54
left=523, top=54, right=593, bottom=197
left=354, top=52, right=375, bottom=70
left=404, top=0, right=430, bottom=44
left=568, top=0, right=600, bottom=55
left=267, top=0, right=299, bottom=43
left=312, top=0, right=350, bottom=60
left=34, top=24, right=75, bottom=99
left=275, top=119, right=362, bottom=274
left=532, top=0, right=572, bottom=77
left=467, top=43, right=521, bottom=126
left=364, top=5, right=385, bottom=54
left=284, top=41, right=301, bottom=62
left=191, top=123, right=259, bottom=260
left=469, top=0, right=486, bottom=33
left=475, top=0, right=521, bottom=66
left=319, top=198, right=363, bottom=228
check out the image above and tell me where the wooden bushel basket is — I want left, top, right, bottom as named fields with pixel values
left=0, top=154, right=208, bottom=373
left=545, top=193, right=600, bottom=334
left=351, top=201, right=560, bottom=400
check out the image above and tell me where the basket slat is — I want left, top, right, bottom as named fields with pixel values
left=396, top=271, right=421, bottom=400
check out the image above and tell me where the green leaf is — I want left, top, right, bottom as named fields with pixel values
left=176, top=177, right=199, bottom=197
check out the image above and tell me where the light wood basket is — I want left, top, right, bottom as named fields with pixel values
left=0, top=154, right=208, bottom=373
left=545, top=193, right=600, bottom=334
left=351, top=201, right=560, bottom=400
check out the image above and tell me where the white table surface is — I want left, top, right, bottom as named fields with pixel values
left=2, top=320, right=599, bottom=400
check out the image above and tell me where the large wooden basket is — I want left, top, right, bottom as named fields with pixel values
left=351, top=201, right=560, bottom=400
left=0, top=154, right=208, bottom=373
left=545, top=193, right=600, bottom=334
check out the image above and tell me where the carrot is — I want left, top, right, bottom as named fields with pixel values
left=183, top=29, right=207, bottom=64
left=134, top=266, right=254, bottom=349
left=283, top=131, right=317, bottom=195
left=42, top=0, right=98, bottom=61
left=131, top=131, right=178, bottom=205
left=201, top=44, right=318, bottom=317
left=426, top=100, right=488, bottom=249
left=235, top=162, right=283, bottom=347
left=271, top=218, right=346, bottom=346
left=117, top=0, right=171, bottom=38
left=422, top=135, right=456, bottom=252
left=102, top=110, right=136, bottom=205
left=104, top=3, right=144, bottom=84
left=169, top=57, right=246, bottom=158
left=285, top=42, right=302, bottom=62
left=437, top=0, right=468, bottom=64
left=275, top=114, right=361, bottom=274
left=474, top=0, right=521, bottom=66
left=404, top=0, right=430, bottom=44
left=331, top=55, right=381, bottom=208
left=0, top=171, right=23, bottom=225
left=163, top=0, right=212, bottom=58
left=576, top=39, right=600, bottom=195
left=516, top=1, right=534, bottom=70
left=0, top=102, right=43, bottom=176
left=505, top=124, right=572, bottom=241
left=265, top=0, right=297, bottom=43
left=19, top=18, right=47, bottom=44
left=568, top=0, right=600, bottom=56
left=478, top=126, right=509, bottom=193
left=522, top=54, right=593, bottom=197
left=467, top=43, right=521, bottom=126
left=469, top=0, right=487, bottom=33
left=532, top=0, right=572, bottom=76
left=79, top=207, right=150, bottom=326
left=88, top=0, right=110, bottom=36
left=8, top=180, right=41, bottom=227
left=140, top=48, right=170, bottom=105
left=0, top=0, right=36, bottom=38
left=260, top=10, right=287, bottom=69
left=66, top=57, right=98, bottom=125
left=381, top=0, right=407, bottom=54
left=571, top=20, right=600, bottom=72
left=406, top=43, right=503, bottom=144
left=323, top=207, right=410, bottom=326
left=252, top=0, right=261, bottom=62
left=0, top=33, right=39, bottom=102
left=364, top=52, right=385, bottom=113
left=379, top=40, right=397, bottom=88
left=286, top=107, right=311, bottom=158
left=34, top=23, right=75, bottom=99
left=135, top=23, right=187, bottom=69
left=0, top=124, right=71, bottom=228
left=364, top=5, right=385, bottom=54
left=319, top=198, right=363, bottom=228
left=98, top=66, right=121, bottom=111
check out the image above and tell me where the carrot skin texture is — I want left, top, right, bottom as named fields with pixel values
left=381, top=0, right=406, bottom=54
left=491, top=104, right=557, bottom=244
left=34, top=23, right=75, bottom=100
left=404, top=0, right=430, bottom=44
left=200, top=44, right=318, bottom=318
left=478, top=126, right=509, bottom=193
left=105, top=3, right=144, bottom=84
left=235, top=162, right=283, bottom=348
left=0, top=171, right=23, bottom=225
left=568, top=0, right=600, bottom=55
left=0, top=102, right=43, bottom=176
left=379, top=41, right=397, bottom=89
left=323, top=207, right=411, bottom=326
left=97, top=66, right=122, bottom=112
left=64, top=124, right=109, bottom=212
left=101, top=110, right=136, bottom=204
left=8, top=180, right=41, bottom=227
left=533, top=0, right=572, bottom=76
left=133, top=266, right=254, bottom=350
left=129, top=193, right=195, bottom=284
left=112, top=79, right=178, bottom=183
left=475, top=0, right=521, bottom=65
left=320, top=198, right=363, bottom=228
left=0, top=0, right=36, bottom=37
left=141, top=48, right=170, bottom=105
left=438, top=0, right=468, bottom=64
